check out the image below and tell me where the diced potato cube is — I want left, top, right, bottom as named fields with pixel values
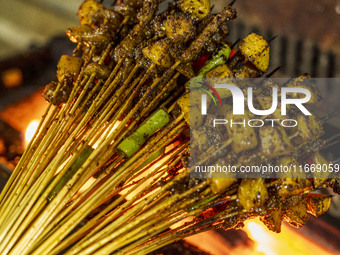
left=57, top=55, right=83, bottom=82
left=257, top=95, right=281, bottom=119
left=191, top=129, right=209, bottom=155
left=260, top=208, right=283, bottom=233
left=66, top=25, right=93, bottom=44
left=238, top=178, right=269, bottom=210
left=177, top=0, right=210, bottom=20
left=78, top=0, right=104, bottom=25
left=142, top=39, right=172, bottom=67
left=177, top=93, right=190, bottom=124
left=283, top=199, right=309, bottom=228
left=209, top=178, right=235, bottom=194
left=287, top=74, right=321, bottom=104
left=306, top=193, right=332, bottom=217
left=164, top=13, right=195, bottom=42
left=276, top=157, right=312, bottom=197
left=238, top=33, right=269, bottom=72
left=206, top=64, right=234, bottom=79
left=277, top=178, right=312, bottom=197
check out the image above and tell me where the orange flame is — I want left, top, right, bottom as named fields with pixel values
left=243, top=219, right=334, bottom=255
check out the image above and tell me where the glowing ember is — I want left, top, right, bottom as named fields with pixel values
left=92, top=121, right=120, bottom=149
left=25, top=120, right=39, bottom=145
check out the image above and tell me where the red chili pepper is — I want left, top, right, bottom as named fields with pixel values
left=229, top=48, right=236, bottom=59
left=193, top=54, right=210, bottom=72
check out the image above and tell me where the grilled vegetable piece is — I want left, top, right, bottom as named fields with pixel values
left=233, top=64, right=263, bottom=78
left=197, top=43, right=231, bottom=78
left=259, top=126, right=292, bottom=158
left=177, top=0, right=211, bottom=21
left=206, top=64, right=234, bottom=79
left=238, top=33, right=269, bottom=72
left=238, top=178, right=269, bottom=210
left=142, top=39, right=173, bottom=67
left=57, top=55, right=83, bottom=82
left=276, top=157, right=312, bottom=196
left=226, top=112, right=258, bottom=154
left=209, top=178, right=235, bottom=194
left=164, top=13, right=195, bottom=42
left=257, top=96, right=281, bottom=119
left=277, top=178, right=312, bottom=197
left=77, top=0, right=104, bottom=25
left=260, top=208, right=283, bottom=233
left=286, top=74, right=321, bottom=104
left=84, top=62, right=111, bottom=79
left=306, top=193, right=332, bottom=217
left=291, top=115, right=323, bottom=144
left=283, top=199, right=309, bottom=228
left=117, top=109, right=170, bottom=158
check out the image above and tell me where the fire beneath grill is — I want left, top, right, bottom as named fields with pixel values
left=176, top=217, right=338, bottom=255
left=243, top=219, right=334, bottom=255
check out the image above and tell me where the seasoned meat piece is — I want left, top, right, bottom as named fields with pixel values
left=181, top=6, right=237, bottom=63
left=164, top=13, right=195, bottom=42
left=66, top=25, right=112, bottom=46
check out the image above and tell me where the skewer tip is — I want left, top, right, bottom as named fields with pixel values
left=228, top=0, right=237, bottom=7
left=268, top=35, right=279, bottom=44
left=231, top=38, right=241, bottom=49
left=321, top=111, right=339, bottom=122
left=265, top=66, right=282, bottom=78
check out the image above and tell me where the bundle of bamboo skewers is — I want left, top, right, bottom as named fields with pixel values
left=0, top=0, right=339, bottom=254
